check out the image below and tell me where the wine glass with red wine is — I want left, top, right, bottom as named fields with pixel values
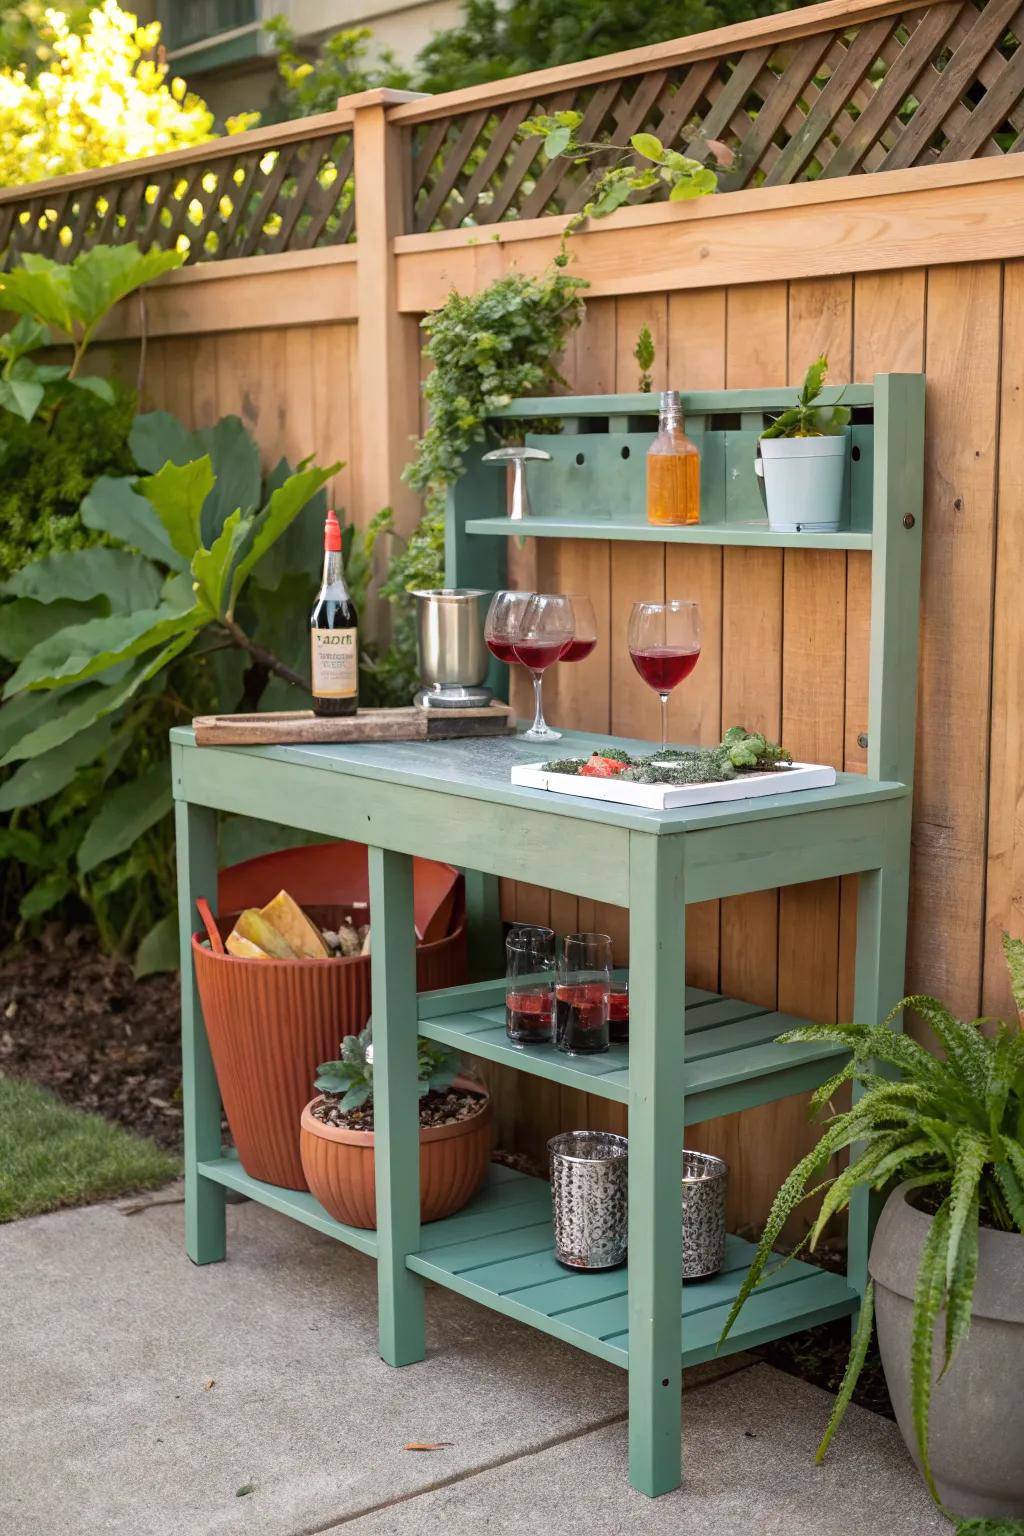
left=561, top=594, right=598, bottom=664
left=628, top=599, right=701, bottom=751
left=484, top=590, right=534, bottom=665
left=515, top=592, right=575, bottom=742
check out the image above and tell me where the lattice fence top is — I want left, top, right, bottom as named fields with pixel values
left=0, top=122, right=355, bottom=270
left=410, top=0, right=1024, bottom=231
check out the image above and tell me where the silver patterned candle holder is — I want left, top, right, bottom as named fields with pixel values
left=681, top=1150, right=728, bottom=1279
left=548, top=1131, right=628, bottom=1270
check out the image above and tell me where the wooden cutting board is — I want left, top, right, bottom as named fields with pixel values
left=193, top=704, right=515, bottom=746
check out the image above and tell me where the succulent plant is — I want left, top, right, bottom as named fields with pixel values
left=315, top=1027, right=461, bottom=1112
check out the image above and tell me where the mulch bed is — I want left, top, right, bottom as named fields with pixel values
left=0, top=929, right=184, bottom=1152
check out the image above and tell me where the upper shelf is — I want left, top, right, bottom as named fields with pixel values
left=464, top=517, right=873, bottom=550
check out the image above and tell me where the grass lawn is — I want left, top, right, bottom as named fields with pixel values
left=0, top=1076, right=180, bottom=1222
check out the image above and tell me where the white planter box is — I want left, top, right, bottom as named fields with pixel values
left=510, top=761, right=838, bottom=810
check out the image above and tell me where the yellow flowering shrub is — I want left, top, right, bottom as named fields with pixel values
left=0, top=2, right=257, bottom=186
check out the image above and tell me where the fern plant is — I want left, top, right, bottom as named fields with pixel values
left=720, top=933, right=1024, bottom=1506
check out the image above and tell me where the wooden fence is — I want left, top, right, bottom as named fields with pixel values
left=8, top=0, right=1024, bottom=1226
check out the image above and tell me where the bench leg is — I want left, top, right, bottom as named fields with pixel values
left=847, top=854, right=910, bottom=1305
left=175, top=799, right=226, bottom=1266
left=369, top=845, right=426, bottom=1367
left=627, top=833, right=686, bottom=1496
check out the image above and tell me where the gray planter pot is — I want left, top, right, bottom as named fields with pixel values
left=869, top=1183, right=1024, bottom=1518
left=754, top=434, right=846, bottom=532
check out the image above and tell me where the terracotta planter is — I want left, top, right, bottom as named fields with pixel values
left=194, top=849, right=468, bottom=1194
left=300, top=1078, right=493, bottom=1228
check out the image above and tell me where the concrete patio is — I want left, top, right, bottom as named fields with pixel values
left=1, top=1188, right=949, bottom=1536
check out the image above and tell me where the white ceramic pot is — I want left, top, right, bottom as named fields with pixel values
left=755, top=435, right=846, bottom=533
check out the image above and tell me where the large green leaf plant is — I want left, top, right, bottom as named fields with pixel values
left=0, top=407, right=339, bottom=969
left=720, top=937, right=1024, bottom=1509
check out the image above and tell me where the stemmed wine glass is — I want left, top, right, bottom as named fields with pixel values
left=628, top=599, right=701, bottom=751
left=561, top=594, right=598, bottom=664
left=515, top=592, right=575, bottom=742
left=484, top=590, right=534, bottom=665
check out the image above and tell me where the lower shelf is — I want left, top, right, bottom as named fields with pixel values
left=199, top=1154, right=859, bottom=1370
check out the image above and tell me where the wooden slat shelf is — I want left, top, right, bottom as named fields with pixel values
left=464, top=517, right=873, bottom=550
left=198, top=1151, right=379, bottom=1258
left=417, top=977, right=849, bottom=1122
left=407, top=1167, right=858, bottom=1369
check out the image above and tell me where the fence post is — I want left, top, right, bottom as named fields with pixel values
left=343, top=88, right=429, bottom=535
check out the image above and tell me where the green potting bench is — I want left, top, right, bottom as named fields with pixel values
left=173, top=374, right=924, bottom=1498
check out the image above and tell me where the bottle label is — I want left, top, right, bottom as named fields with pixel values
left=311, top=627, right=358, bottom=698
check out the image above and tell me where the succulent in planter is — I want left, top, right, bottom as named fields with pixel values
left=301, top=1027, right=493, bottom=1229
left=313, top=1027, right=461, bottom=1117
left=720, top=934, right=1024, bottom=1515
left=756, top=354, right=851, bottom=534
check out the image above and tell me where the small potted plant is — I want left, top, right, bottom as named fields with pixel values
left=300, top=1028, right=493, bottom=1228
left=755, top=353, right=850, bottom=533
left=719, top=934, right=1024, bottom=1519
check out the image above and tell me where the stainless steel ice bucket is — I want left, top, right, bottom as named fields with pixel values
left=681, top=1149, right=728, bottom=1279
left=549, top=1130, right=628, bottom=1270
left=411, top=589, right=489, bottom=688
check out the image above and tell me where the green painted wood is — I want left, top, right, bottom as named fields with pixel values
left=463, top=870, right=503, bottom=981
left=462, top=517, right=873, bottom=550
left=446, top=456, right=508, bottom=701
left=626, top=832, right=686, bottom=1496
left=850, top=424, right=875, bottom=532
left=198, top=1151, right=378, bottom=1257
left=368, top=846, right=425, bottom=1366
left=405, top=1170, right=858, bottom=1372
left=489, top=387, right=876, bottom=418
left=171, top=727, right=907, bottom=846
left=868, top=373, right=926, bottom=785
left=174, top=788, right=225, bottom=1266
left=847, top=830, right=913, bottom=1306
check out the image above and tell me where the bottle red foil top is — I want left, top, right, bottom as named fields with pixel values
left=324, top=509, right=341, bottom=552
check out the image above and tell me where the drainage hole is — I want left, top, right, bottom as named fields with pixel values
left=621, top=445, right=630, bottom=460
left=851, top=445, right=861, bottom=461
left=575, top=451, right=585, bottom=466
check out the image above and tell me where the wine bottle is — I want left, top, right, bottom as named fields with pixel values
left=647, top=389, right=700, bottom=527
left=310, top=510, right=358, bottom=717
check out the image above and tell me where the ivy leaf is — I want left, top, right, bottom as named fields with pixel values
left=77, top=761, right=172, bottom=873
left=630, top=132, right=664, bottom=162
left=543, top=126, right=571, bottom=159
left=137, top=457, right=216, bottom=564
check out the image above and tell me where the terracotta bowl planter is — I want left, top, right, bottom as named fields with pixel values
left=300, top=1077, right=493, bottom=1229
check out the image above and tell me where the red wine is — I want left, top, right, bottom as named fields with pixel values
left=506, top=988, right=553, bottom=1044
left=487, top=636, right=519, bottom=664
left=311, top=510, right=358, bottom=717
left=560, top=638, right=597, bottom=663
left=629, top=645, right=700, bottom=692
left=609, top=988, right=629, bottom=1043
left=554, top=981, right=609, bottom=1055
left=513, top=639, right=566, bottom=670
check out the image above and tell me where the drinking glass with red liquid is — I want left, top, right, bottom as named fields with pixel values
left=608, top=978, right=630, bottom=1042
left=506, top=925, right=555, bottom=1045
left=555, top=933, right=612, bottom=1056
left=484, top=589, right=533, bottom=666
left=628, top=599, right=702, bottom=751
left=514, top=592, right=574, bottom=742
left=560, top=594, right=598, bottom=664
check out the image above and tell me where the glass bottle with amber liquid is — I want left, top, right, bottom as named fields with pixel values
left=647, top=389, right=700, bottom=527
left=310, top=509, right=358, bottom=717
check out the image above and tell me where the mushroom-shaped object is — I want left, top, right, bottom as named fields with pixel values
left=481, top=445, right=552, bottom=522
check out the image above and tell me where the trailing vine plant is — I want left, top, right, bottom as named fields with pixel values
left=372, top=261, right=588, bottom=687
left=519, top=114, right=732, bottom=232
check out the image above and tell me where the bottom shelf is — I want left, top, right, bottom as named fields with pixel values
left=197, top=1157, right=858, bottom=1369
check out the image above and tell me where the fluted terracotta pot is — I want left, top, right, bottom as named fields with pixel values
left=300, top=1078, right=492, bottom=1229
left=193, top=904, right=467, bottom=1192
